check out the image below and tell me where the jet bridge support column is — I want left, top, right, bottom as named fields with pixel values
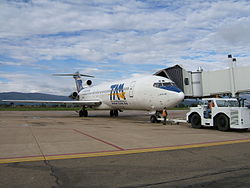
left=228, top=55, right=237, bottom=97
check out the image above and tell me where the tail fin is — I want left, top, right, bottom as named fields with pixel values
left=53, top=72, right=94, bottom=93
left=74, top=74, right=84, bottom=92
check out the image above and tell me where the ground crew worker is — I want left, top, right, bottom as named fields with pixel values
left=208, top=100, right=215, bottom=109
left=205, top=100, right=215, bottom=118
left=162, top=107, right=168, bottom=125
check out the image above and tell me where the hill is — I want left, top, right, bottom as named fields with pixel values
left=0, top=92, right=71, bottom=105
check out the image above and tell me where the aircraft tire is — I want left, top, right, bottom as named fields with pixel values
left=190, top=113, right=202, bottom=128
left=150, top=115, right=157, bottom=123
left=110, top=110, right=114, bottom=117
left=83, top=110, right=88, bottom=117
left=79, top=110, right=84, bottom=117
left=216, top=114, right=229, bottom=131
left=79, top=109, right=88, bottom=117
left=114, top=110, right=119, bottom=117
left=156, top=115, right=161, bottom=123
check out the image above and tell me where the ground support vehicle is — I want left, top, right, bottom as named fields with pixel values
left=187, top=98, right=250, bottom=131
left=150, top=111, right=186, bottom=124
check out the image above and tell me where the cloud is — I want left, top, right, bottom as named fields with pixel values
left=0, top=71, right=74, bottom=95
left=216, top=19, right=250, bottom=45
left=1, top=0, right=250, bottom=94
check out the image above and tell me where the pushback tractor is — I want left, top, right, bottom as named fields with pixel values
left=187, top=98, right=250, bottom=131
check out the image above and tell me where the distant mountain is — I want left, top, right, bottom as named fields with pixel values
left=0, top=92, right=71, bottom=104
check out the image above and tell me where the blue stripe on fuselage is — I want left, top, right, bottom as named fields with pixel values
left=159, top=86, right=182, bottom=93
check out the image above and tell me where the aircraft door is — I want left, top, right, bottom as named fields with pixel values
left=129, top=81, right=136, bottom=98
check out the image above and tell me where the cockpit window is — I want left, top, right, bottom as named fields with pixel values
left=153, top=83, right=161, bottom=88
left=153, top=81, right=182, bottom=93
left=153, top=82, right=176, bottom=88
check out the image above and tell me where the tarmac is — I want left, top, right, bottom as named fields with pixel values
left=0, top=110, right=250, bottom=187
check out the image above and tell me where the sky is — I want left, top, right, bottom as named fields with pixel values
left=1, top=0, right=250, bottom=95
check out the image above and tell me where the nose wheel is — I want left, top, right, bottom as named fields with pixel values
left=150, top=111, right=162, bottom=123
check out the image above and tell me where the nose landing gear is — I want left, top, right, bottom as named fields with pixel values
left=150, top=111, right=162, bottom=123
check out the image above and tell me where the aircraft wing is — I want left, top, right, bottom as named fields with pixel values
left=1, top=100, right=102, bottom=106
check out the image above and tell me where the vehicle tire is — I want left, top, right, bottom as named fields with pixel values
left=190, top=113, right=202, bottom=128
left=114, top=110, right=119, bottom=117
left=216, top=114, right=229, bottom=131
left=150, top=115, right=157, bottom=123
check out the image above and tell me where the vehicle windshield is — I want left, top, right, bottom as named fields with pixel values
left=216, top=100, right=239, bottom=107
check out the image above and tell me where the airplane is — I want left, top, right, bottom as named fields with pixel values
left=2, top=72, right=184, bottom=122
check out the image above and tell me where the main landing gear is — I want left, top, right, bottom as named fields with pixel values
left=79, top=108, right=120, bottom=117
left=110, top=110, right=119, bottom=117
left=79, top=108, right=88, bottom=117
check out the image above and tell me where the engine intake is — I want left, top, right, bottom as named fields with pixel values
left=69, top=91, right=79, bottom=99
left=85, top=80, right=92, bottom=86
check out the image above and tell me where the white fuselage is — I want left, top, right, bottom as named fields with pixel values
left=78, top=75, right=184, bottom=111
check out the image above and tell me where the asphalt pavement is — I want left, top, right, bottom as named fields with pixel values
left=1, top=142, right=250, bottom=188
left=0, top=110, right=250, bottom=188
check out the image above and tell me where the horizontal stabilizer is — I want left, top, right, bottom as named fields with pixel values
left=53, top=72, right=94, bottom=78
left=53, top=71, right=93, bottom=93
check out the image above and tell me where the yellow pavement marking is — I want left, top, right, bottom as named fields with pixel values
left=1, top=139, right=250, bottom=164
left=0, top=156, right=45, bottom=164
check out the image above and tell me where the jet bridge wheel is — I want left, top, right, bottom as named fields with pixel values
left=190, top=113, right=202, bottom=128
left=216, top=114, right=230, bottom=131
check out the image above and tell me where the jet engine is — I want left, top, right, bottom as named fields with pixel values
left=85, top=80, right=92, bottom=86
left=69, top=91, right=79, bottom=99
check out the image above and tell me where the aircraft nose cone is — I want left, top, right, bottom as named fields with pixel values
left=176, top=91, right=185, bottom=103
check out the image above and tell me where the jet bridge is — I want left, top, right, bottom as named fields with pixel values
left=154, top=55, right=250, bottom=98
